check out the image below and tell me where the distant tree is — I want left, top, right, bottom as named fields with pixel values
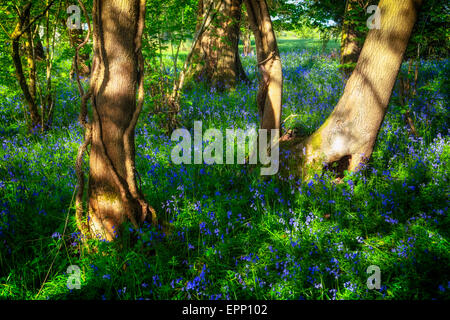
left=67, top=26, right=91, bottom=78
left=1, top=1, right=56, bottom=131
left=340, top=0, right=376, bottom=79
left=244, top=0, right=282, bottom=130
left=78, top=0, right=156, bottom=241
left=188, top=0, right=248, bottom=90
left=281, top=0, right=423, bottom=178
left=406, top=0, right=449, bottom=61
left=286, top=0, right=446, bottom=78
left=241, top=8, right=253, bottom=56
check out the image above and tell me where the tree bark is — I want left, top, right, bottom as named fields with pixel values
left=244, top=0, right=282, bottom=130
left=282, top=0, right=422, bottom=178
left=189, top=0, right=247, bottom=89
left=86, top=0, right=155, bottom=241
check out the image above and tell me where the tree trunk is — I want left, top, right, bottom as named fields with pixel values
left=24, top=24, right=37, bottom=103
left=11, top=4, right=42, bottom=130
left=86, top=0, right=155, bottom=241
left=242, top=9, right=253, bottom=56
left=244, top=0, right=282, bottom=130
left=236, top=32, right=249, bottom=82
left=43, top=0, right=55, bottom=131
left=69, top=28, right=91, bottom=78
left=189, top=0, right=247, bottom=89
left=34, top=32, right=45, bottom=61
left=243, top=31, right=253, bottom=56
left=283, top=0, right=422, bottom=179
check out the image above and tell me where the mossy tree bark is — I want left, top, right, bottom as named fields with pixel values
left=189, top=0, right=247, bottom=89
left=340, top=0, right=377, bottom=80
left=86, top=0, right=155, bottom=241
left=244, top=0, right=282, bottom=130
left=282, top=0, right=422, bottom=179
left=10, top=1, right=55, bottom=131
left=243, top=31, right=253, bottom=56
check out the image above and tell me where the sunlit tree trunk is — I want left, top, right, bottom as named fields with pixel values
left=282, top=0, right=422, bottom=178
left=189, top=0, right=247, bottom=89
left=244, top=0, right=282, bottom=130
left=243, top=31, right=253, bottom=56
left=340, top=0, right=361, bottom=79
left=69, top=28, right=91, bottom=78
left=242, top=9, right=253, bottom=56
left=86, top=0, right=155, bottom=241
left=24, top=23, right=37, bottom=103
left=60, top=0, right=90, bottom=77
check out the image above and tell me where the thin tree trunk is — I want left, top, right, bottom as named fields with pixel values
left=69, top=28, right=91, bottom=78
left=11, top=4, right=42, bottom=130
left=34, top=30, right=45, bottom=61
left=399, top=58, right=419, bottom=137
left=244, top=0, right=282, bottom=130
left=24, top=22, right=37, bottom=103
left=283, top=0, right=422, bottom=179
left=242, top=9, right=253, bottom=56
left=86, top=0, right=155, bottom=241
left=189, top=0, right=247, bottom=90
left=235, top=40, right=248, bottom=83
left=340, top=0, right=362, bottom=80
left=171, top=0, right=219, bottom=100
left=243, top=31, right=252, bottom=56
left=236, top=7, right=250, bottom=82
left=43, top=0, right=60, bottom=130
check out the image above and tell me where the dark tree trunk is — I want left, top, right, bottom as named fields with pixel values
left=86, top=0, right=155, bottom=241
left=189, top=0, right=247, bottom=89
left=243, top=31, right=253, bottom=56
left=24, top=24, right=37, bottom=102
left=244, top=0, right=282, bottom=130
left=282, top=0, right=422, bottom=179
left=69, top=28, right=91, bottom=78
left=34, top=32, right=45, bottom=61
